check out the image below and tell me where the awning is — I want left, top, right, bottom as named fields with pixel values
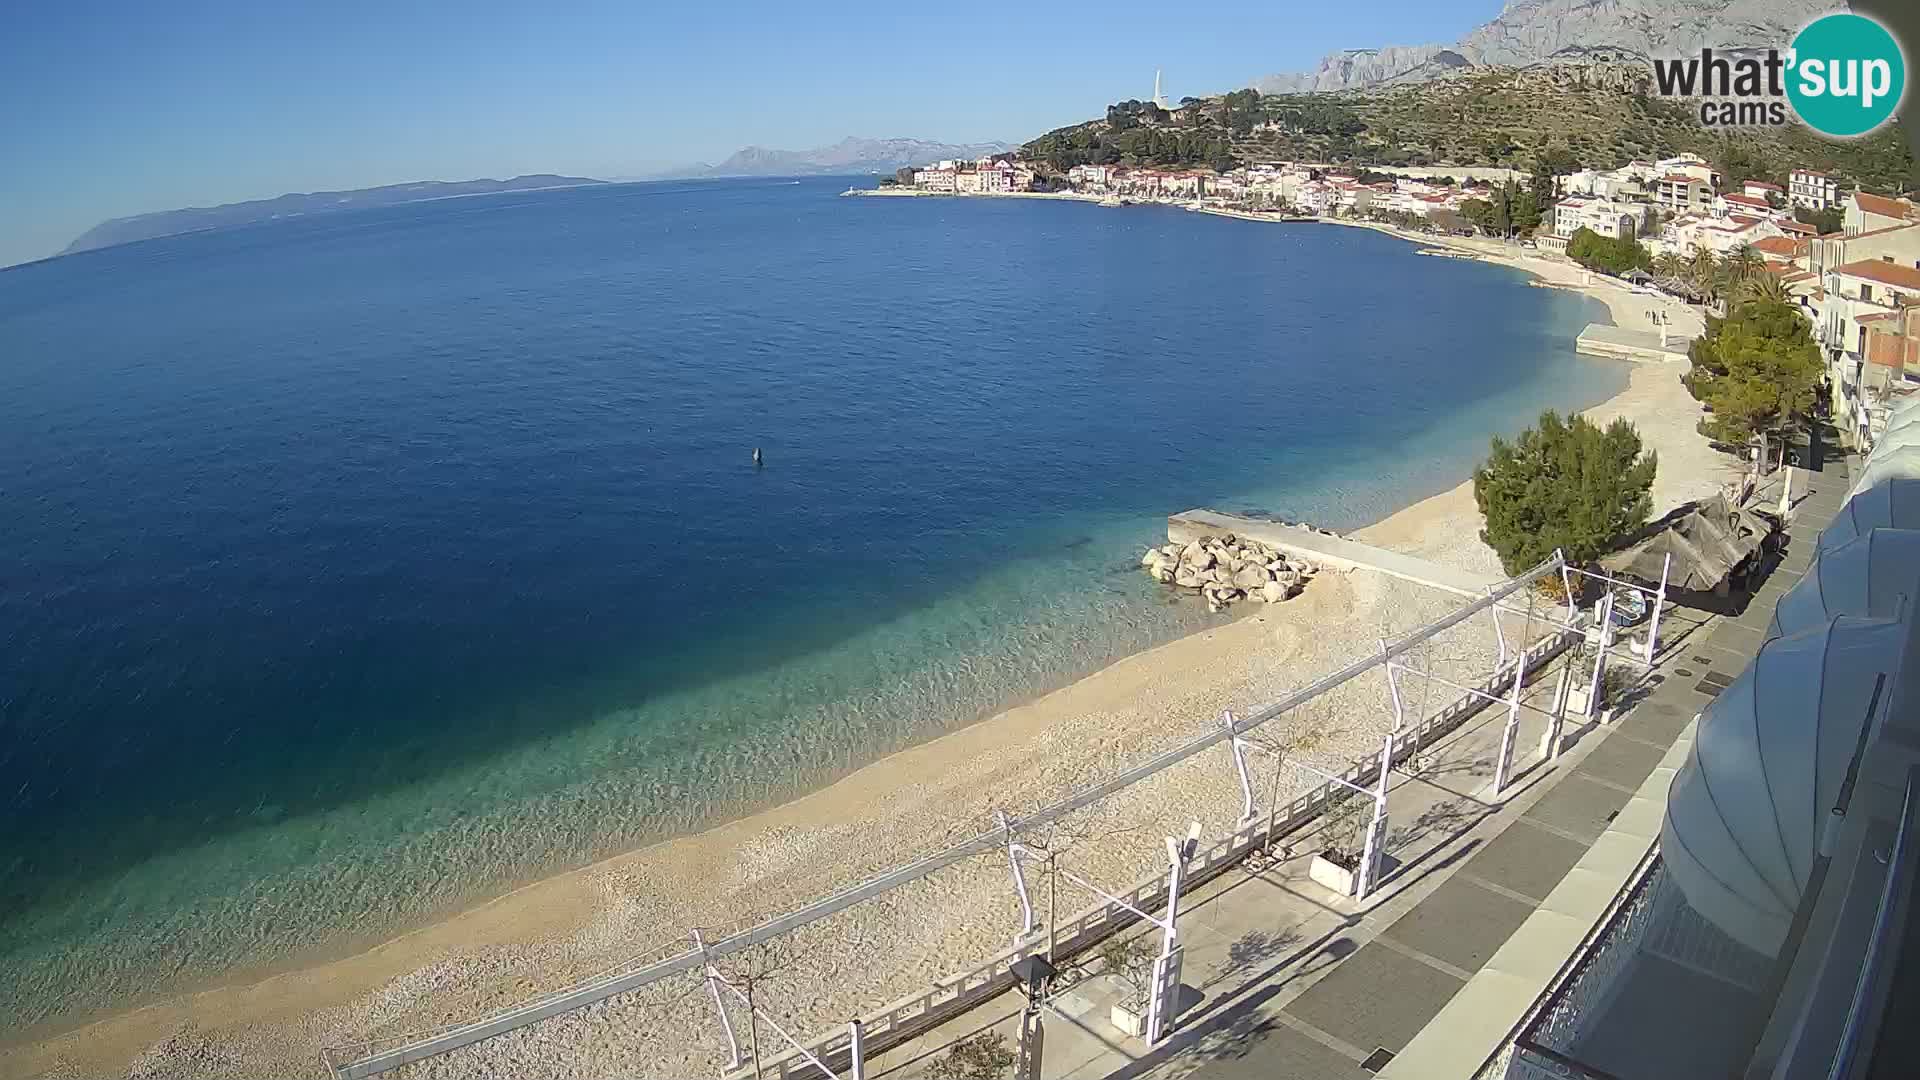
left=1662, top=615, right=1908, bottom=956
left=1769, top=528, right=1920, bottom=641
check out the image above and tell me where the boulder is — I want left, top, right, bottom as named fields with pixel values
left=1152, top=565, right=1174, bottom=583
left=1232, top=564, right=1270, bottom=589
left=1180, top=540, right=1209, bottom=565
left=1261, top=580, right=1289, bottom=604
left=1141, top=549, right=1160, bottom=568
left=1174, top=570, right=1201, bottom=589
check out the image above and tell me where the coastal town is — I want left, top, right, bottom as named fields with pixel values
left=879, top=147, right=1920, bottom=455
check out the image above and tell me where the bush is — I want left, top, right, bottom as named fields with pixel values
left=927, top=1032, right=1018, bottom=1080
left=1473, top=411, right=1658, bottom=575
left=1565, top=227, right=1651, bottom=275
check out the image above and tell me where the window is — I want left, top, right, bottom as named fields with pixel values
left=1863, top=283, right=1875, bottom=302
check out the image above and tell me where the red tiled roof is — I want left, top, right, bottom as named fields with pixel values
left=1832, top=259, right=1920, bottom=291
left=1858, top=312, right=1901, bottom=323
left=1753, top=236, right=1806, bottom=258
left=1795, top=169, right=1831, bottom=178
left=1745, top=181, right=1785, bottom=192
left=1724, top=193, right=1772, bottom=209
left=1660, top=174, right=1701, bottom=184
left=1855, top=192, right=1918, bottom=220
left=1779, top=220, right=1819, bottom=236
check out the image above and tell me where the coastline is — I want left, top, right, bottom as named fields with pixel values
left=2, top=210, right=1735, bottom=1080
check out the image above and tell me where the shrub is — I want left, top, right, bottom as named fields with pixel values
left=927, top=1032, right=1019, bottom=1080
left=1474, top=411, right=1658, bottom=575
left=1565, top=227, right=1652, bottom=275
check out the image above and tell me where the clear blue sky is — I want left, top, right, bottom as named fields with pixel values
left=0, top=0, right=1497, bottom=268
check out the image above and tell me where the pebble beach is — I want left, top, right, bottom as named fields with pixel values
left=1, top=223, right=1739, bottom=1080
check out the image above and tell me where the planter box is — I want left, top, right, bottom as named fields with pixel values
left=1109, top=999, right=1149, bottom=1037
left=1309, top=853, right=1358, bottom=897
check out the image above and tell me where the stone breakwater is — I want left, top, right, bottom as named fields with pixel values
left=1140, top=532, right=1318, bottom=612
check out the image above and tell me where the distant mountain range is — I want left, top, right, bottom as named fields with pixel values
left=62, top=175, right=603, bottom=256
left=656, top=137, right=1014, bottom=179
left=1251, top=0, right=1835, bottom=93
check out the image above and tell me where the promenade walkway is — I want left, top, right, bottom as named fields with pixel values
left=1167, top=510, right=1501, bottom=598
left=865, top=449, right=1847, bottom=1080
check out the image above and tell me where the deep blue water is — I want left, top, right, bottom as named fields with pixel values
left=0, top=177, right=1620, bottom=1029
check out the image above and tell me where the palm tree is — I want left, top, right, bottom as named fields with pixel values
left=1688, top=247, right=1722, bottom=302
left=1722, top=243, right=1765, bottom=284
left=1652, top=252, right=1686, bottom=280
left=1740, top=272, right=1792, bottom=306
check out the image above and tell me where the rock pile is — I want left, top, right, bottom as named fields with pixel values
left=1141, top=534, right=1316, bottom=612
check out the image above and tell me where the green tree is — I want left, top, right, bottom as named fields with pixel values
left=1740, top=273, right=1792, bottom=305
left=1652, top=251, right=1687, bottom=279
left=1460, top=197, right=1498, bottom=234
left=1473, top=411, right=1658, bottom=575
left=1688, top=247, right=1722, bottom=301
left=1721, top=243, right=1764, bottom=287
left=1682, top=299, right=1823, bottom=449
left=1565, top=227, right=1651, bottom=275
left=1794, top=204, right=1845, bottom=235
left=927, top=1033, right=1018, bottom=1080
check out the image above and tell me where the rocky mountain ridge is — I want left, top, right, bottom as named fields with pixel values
left=1253, top=0, right=1841, bottom=94
left=663, top=137, right=1014, bottom=179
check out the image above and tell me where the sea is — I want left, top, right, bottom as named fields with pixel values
left=0, top=177, right=1622, bottom=1031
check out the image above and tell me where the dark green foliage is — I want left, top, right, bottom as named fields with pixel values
left=1565, top=227, right=1652, bottom=275
left=926, top=1033, right=1018, bottom=1080
left=1473, top=411, right=1658, bottom=575
left=1682, top=300, right=1823, bottom=448
left=1457, top=180, right=1541, bottom=236
left=1794, top=204, right=1845, bottom=235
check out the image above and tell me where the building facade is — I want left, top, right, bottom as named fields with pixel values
left=1790, top=168, right=1841, bottom=210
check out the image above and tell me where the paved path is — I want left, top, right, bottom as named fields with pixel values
left=1167, top=510, right=1500, bottom=598
left=863, top=453, right=1850, bottom=1080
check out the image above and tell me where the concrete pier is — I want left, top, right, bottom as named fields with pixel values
left=1576, top=323, right=1688, bottom=363
left=1167, top=508, right=1500, bottom=597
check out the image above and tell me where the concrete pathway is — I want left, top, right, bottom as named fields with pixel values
left=863, top=448, right=1851, bottom=1080
left=1167, top=510, right=1500, bottom=598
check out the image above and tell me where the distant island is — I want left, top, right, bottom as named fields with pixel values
left=62, top=175, right=604, bottom=256
left=652, top=137, right=1013, bottom=179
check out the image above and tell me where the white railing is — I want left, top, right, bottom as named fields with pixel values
left=324, top=555, right=1570, bottom=1078
left=735, top=630, right=1578, bottom=1080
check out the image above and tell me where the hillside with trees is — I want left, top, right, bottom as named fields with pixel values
left=1020, top=64, right=1913, bottom=193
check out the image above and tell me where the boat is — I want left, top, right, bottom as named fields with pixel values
left=1098, top=195, right=1123, bottom=208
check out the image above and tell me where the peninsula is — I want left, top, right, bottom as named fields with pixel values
left=61, top=175, right=604, bottom=257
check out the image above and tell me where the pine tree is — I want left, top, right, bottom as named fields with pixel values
left=1473, top=411, right=1658, bottom=575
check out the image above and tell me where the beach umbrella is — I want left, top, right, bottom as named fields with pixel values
left=1768, top=528, right=1920, bottom=641
left=1662, top=614, right=1907, bottom=956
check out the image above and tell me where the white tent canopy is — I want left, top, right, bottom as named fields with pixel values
left=1818, top=478, right=1920, bottom=554
left=1769, top=529, right=1920, bottom=641
left=1661, top=615, right=1907, bottom=956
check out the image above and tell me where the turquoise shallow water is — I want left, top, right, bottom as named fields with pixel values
left=0, top=178, right=1621, bottom=1028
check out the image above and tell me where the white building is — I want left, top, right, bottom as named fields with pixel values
left=1656, top=154, right=1718, bottom=187
left=1549, top=196, right=1641, bottom=241
left=1790, top=168, right=1841, bottom=210
left=912, top=166, right=956, bottom=193
left=1845, top=191, right=1920, bottom=235
left=1820, top=258, right=1920, bottom=425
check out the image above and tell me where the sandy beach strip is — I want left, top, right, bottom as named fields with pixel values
left=2, top=227, right=1736, bottom=1080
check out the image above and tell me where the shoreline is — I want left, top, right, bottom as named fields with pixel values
left=1, top=207, right=1733, bottom=1080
